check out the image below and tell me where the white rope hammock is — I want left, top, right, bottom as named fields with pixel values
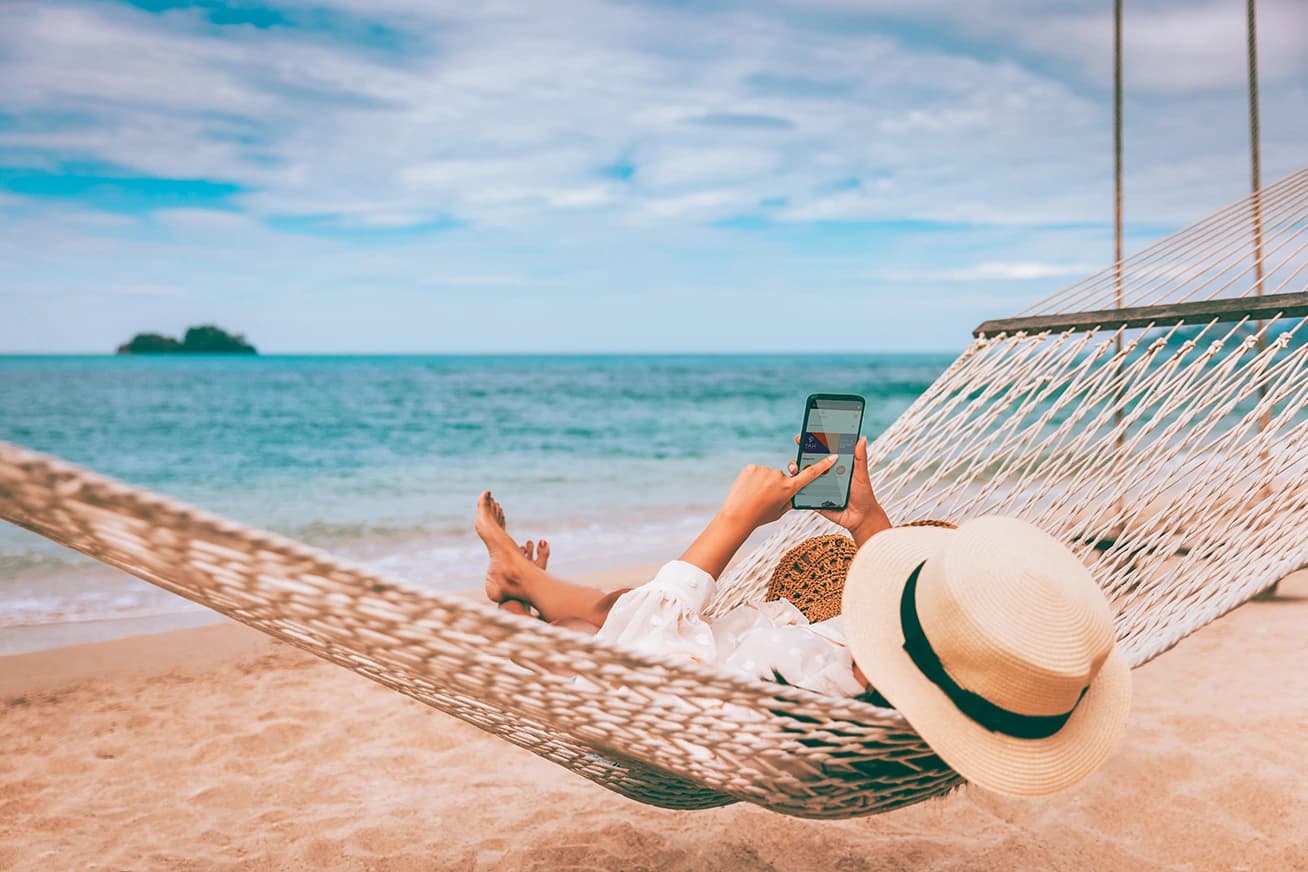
left=2, top=166, right=1306, bottom=819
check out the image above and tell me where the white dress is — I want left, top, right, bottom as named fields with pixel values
left=594, top=559, right=865, bottom=698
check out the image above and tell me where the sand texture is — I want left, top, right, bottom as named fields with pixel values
left=2, top=570, right=1306, bottom=871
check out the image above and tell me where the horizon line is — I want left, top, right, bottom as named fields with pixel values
left=0, top=348, right=964, bottom=357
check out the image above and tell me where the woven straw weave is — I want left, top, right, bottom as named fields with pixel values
left=766, top=534, right=857, bottom=622
left=766, top=523, right=959, bottom=622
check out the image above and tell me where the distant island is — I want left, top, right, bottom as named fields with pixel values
left=116, top=325, right=257, bottom=355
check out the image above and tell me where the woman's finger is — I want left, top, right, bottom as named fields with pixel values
left=788, top=453, right=838, bottom=492
left=787, top=462, right=798, bottom=476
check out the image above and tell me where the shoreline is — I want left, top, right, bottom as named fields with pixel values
left=0, top=560, right=662, bottom=667
left=0, top=503, right=724, bottom=652
left=1, top=516, right=773, bottom=656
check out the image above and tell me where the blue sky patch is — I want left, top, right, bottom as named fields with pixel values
left=114, top=0, right=420, bottom=57
left=119, top=0, right=290, bottom=28
left=599, top=160, right=636, bottom=181
left=0, top=161, right=246, bottom=213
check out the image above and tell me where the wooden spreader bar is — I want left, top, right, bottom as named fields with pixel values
left=974, top=291, right=1308, bottom=337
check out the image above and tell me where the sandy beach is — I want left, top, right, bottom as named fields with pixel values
left=2, top=567, right=1306, bottom=871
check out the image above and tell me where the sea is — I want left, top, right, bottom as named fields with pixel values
left=0, top=353, right=951, bottom=653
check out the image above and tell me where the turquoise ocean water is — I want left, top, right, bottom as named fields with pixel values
left=0, top=354, right=950, bottom=649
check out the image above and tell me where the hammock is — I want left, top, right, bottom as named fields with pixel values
left=3, top=167, right=1307, bottom=820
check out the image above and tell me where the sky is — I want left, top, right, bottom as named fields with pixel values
left=1, top=0, right=1305, bottom=353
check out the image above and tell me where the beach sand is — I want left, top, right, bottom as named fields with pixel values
left=2, top=568, right=1305, bottom=871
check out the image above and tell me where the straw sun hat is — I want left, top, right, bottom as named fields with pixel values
left=841, top=515, right=1132, bottom=798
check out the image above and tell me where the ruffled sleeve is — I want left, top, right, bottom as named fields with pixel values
left=593, top=560, right=718, bottom=666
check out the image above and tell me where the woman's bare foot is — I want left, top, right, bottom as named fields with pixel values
left=476, top=490, right=534, bottom=603
left=489, top=542, right=551, bottom=619
left=488, top=542, right=552, bottom=619
left=521, top=538, right=550, bottom=569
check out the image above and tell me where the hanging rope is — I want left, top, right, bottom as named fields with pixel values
left=1114, top=0, right=1124, bottom=308
left=1247, top=0, right=1264, bottom=278
left=1113, top=0, right=1126, bottom=452
left=1246, top=0, right=1276, bottom=594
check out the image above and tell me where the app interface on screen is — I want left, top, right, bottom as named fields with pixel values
left=796, top=399, right=863, bottom=507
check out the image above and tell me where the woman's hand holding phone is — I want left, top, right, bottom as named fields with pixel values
left=681, top=427, right=887, bottom=587
left=788, top=435, right=890, bottom=546
left=718, top=455, right=841, bottom=531
left=679, top=455, right=841, bottom=580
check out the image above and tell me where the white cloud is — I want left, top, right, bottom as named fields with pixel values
left=155, top=209, right=255, bottom=231
left=113, top=284, right=188, bottom=298
left=1, top=0, right=1305, bottom=352
left=636, top=145, right=783, bottom=190
left=1022, top=0, right=1308, bottom=92
left=873, top=261, right=1102, bottom=282
left=795, top=0, right=1308, bottom=91
left=2, top=0, right=1303, bottom=234
left=640, top=189, right=743, bottom=219
left=546, top=186, right=617, bottom=209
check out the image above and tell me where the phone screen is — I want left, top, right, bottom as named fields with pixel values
left=792, top=395, right=866, bottom=510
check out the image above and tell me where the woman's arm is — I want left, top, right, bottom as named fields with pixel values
left=680, top=455, right=839, bottom=579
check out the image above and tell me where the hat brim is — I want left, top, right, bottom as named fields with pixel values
left=841, top=525, right=1132, bottom=798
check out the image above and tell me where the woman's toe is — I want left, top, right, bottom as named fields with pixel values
left=498, top=600, right=532, bottom=617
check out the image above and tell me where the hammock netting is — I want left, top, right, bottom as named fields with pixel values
left=2, top=166, right=1306, bottom=819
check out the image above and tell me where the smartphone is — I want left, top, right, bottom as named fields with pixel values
left=792, top=393, right=866, bottom=511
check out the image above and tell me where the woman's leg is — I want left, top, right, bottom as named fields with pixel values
left=477, top=470, right=774, bottom=628
left=497, top=539, right=552, bottom=616
left=476, top=491, right=624, bottom=627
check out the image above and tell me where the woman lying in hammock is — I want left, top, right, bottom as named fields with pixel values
left=477, top=436, right=888, bottom=698
left=476, top=436, right=1133, bottom=798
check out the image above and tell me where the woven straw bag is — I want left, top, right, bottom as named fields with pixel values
left=766, top=521, right=958, bottom=622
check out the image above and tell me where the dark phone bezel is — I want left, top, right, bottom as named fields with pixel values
left=791, top=393, right=866, bottom=511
